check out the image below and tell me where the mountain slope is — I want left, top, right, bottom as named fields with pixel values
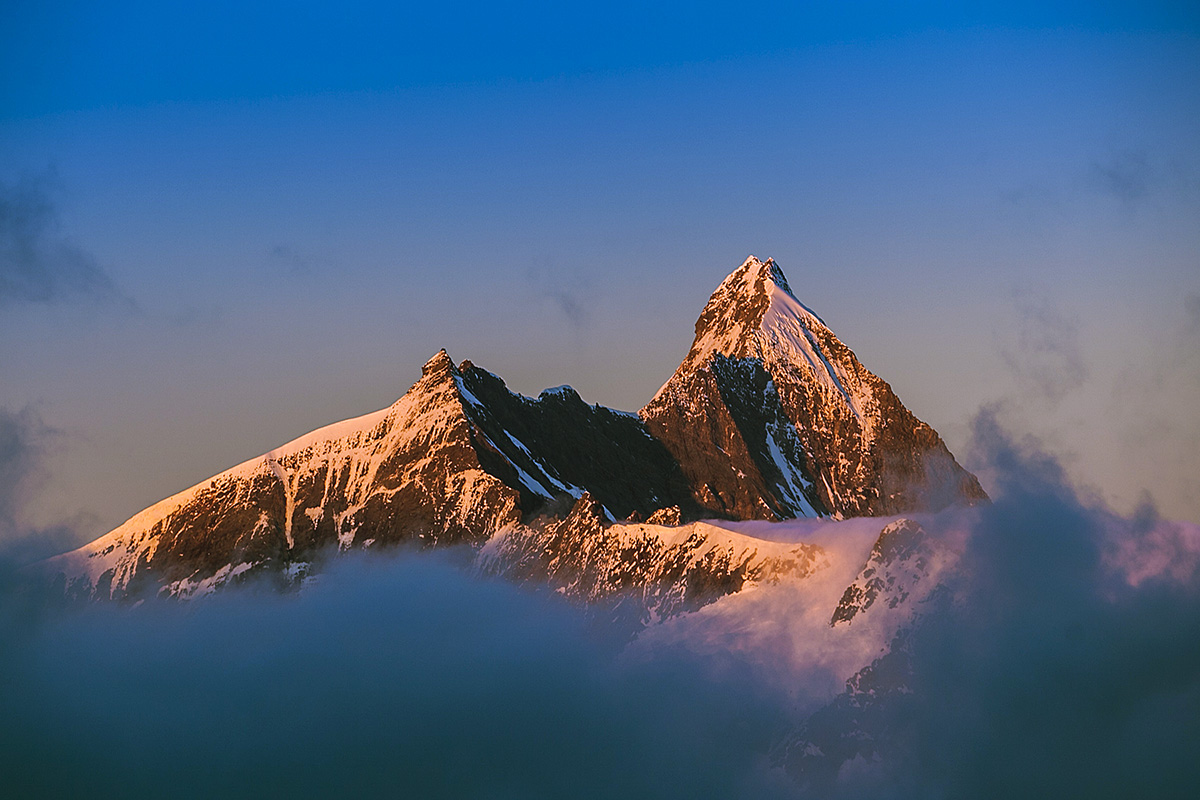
left=47, top=351, right=511, bottom=598
left=831, top=518, right=939, bottom=626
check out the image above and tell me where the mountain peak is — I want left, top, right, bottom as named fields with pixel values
left=643, top=254, right=988, bottom=520
left=734, top=255, right=792, bottom=297
left=421, top=348, right=457, bottom=379
left=675, top=254, right=813, bottom=376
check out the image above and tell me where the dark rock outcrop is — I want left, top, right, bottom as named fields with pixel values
left=772, top=636, right=917, bottom=793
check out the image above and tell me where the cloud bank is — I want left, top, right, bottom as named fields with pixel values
left=833, top=410, right=1200, bottom=798
left=0, top=553, right=796, bottom=799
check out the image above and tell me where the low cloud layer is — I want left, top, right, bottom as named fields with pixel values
left=838, top=410, right=1200, bottom=798
left=0, top=553, right=796, bottom=799
left=1, top=411, right=1198, bottom=798
left=0, top=173, right=131, bottom=308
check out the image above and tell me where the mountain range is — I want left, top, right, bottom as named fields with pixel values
left=42, top=255, right=985, bottom=605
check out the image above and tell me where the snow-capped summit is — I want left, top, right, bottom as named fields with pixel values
left=675, top=255, right=813, bottom=371
left=643, top=255, right=986, bottom=520
left=664, top=254, right=869, bottom=421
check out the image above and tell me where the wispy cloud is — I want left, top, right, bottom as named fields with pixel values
left=526, top=257, right=595, bottom=333
left=1000, top=293, right=1088, bottom=405
left=1087, top=150, right=1154, bottom=203
left=1108, top=292, right=1200, bottom=521
left=268, top=243, right=312, bottom=275
left=1085, top=149, right=1200, bottom=207
left=544, top=286, right=589, bottom=329
left=1185, top=292, right=1200, bottom=334
left=0, top=406, right=52, bottom=534
left=0, top=406, right=83, bottom=565
left=0, top=172, right=134, bottom=309
left=1003, top=149, right=1199, bottom=222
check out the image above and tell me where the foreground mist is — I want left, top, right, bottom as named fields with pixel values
left=1, top=552, right=798, bottom=799
left=2, top=414, right=1198, bottom=799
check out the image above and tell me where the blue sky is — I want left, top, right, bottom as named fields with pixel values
left=7, top=2, right=1195, bottom=114
left=2, top=1, right=1199, bottom=545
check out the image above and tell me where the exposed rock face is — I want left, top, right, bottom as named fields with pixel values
left=41, top=255, right=984, bottom=602
left=831, top=518, right=936, bottom=626
left=480, top=493, right=825, bottom=625
left=642, top=256, right=987, bottom=520
left=646, top=505, right=683, bottom=526
left=45, top=351, right=704, bottom=600
left=453, top=365, right=699, bottom=522
left=641, top=353, right=824, bottom=520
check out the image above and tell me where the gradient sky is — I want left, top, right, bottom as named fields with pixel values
left=2, top=1, right=1198, bottom=547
